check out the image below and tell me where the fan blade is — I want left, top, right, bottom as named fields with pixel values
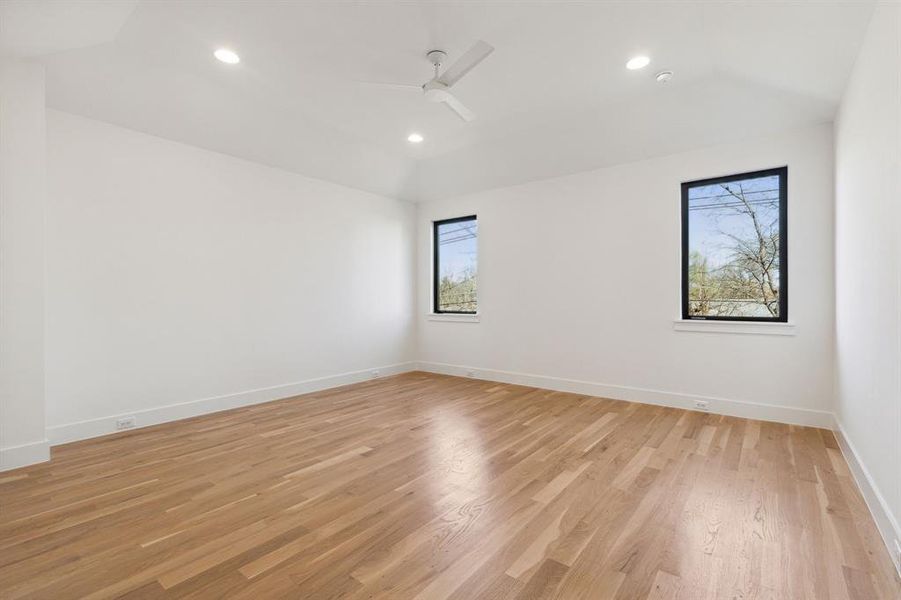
left=355, top=81, right=421, bottom=91
left=441, top=93, right=475, bottom=122
left=436, top=40, right=494, bottom=87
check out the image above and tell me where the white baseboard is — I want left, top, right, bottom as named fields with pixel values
left=47, top=362, right=417, bottom=446
left=414, top=361, right=834, bottom=428
left=833, top=418, right=901, bottom=577
left=0, top=439, right=50, bottom=472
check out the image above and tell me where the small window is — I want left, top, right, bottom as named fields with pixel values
left=433, top=216, right=478, bottom=314
left=681, top=167, right=787, bottom=322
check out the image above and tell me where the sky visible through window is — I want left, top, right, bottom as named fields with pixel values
left=436, top=218, right=477, bottom=312
left=687, top=173, right=781, bottom=318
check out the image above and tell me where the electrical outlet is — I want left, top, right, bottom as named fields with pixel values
left=466, top=370, right=475, bottom=377
left=116, top=416, right=136, bottom=431
left=371, top=370, right=380, bottom=379
left=694, top=400, right=710, bottom=412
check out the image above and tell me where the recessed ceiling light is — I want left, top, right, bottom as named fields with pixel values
left=626, top=55, right=650, bottom=70
left=655, top=70, right=673, bottom=83
left=214, top=48, right=240, bottom=64
left=407, top=133, right=424, bottom=143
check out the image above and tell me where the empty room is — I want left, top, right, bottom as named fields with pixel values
left=1, top=1, right=900, bottom=598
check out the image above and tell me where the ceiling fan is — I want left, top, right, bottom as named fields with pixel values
left=360, top=41, right=494, bottom=122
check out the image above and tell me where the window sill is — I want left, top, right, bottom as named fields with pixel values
left=673, top=320, right=796, bottom=336
left=428, top=313, right=480, bottom=323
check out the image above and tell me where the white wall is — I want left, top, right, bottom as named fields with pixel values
left=834, top=2, right=901, bottom=567
left=0, top=59, right=49, bottom=469
left=45, top=110, right=416, bottom=442
left=417, top=124, right=835, bottom=427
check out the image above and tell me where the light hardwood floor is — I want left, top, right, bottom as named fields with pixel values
left=1, top=372, right=898, bottom=599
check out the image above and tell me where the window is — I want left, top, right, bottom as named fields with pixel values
left=681, top=167, right=787, bottom=322
left=433, top=216, right=478, bottom=314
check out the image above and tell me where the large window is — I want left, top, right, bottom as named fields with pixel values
left=682, top=167, right=787, bottom=322
left=433, top=215, right=478, bottom=314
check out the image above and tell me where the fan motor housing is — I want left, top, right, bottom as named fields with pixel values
left=422, top=81, right=451, bottom=103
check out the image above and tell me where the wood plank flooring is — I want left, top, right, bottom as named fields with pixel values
left=1, top=372, right=898, bottom=599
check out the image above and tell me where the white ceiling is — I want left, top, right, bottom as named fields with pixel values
left=3, top=1, right=876, bottom=200
left=0, top=0, right=137, bottom=57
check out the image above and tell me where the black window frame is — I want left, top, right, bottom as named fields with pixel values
left=681, top=166, right=788, bottom=323
left=433, top=215, right=478, bottom=315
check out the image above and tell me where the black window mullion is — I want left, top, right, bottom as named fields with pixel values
left=433, top=215, right=477, bottom=314
left=681, top=167, right=787, bottom=323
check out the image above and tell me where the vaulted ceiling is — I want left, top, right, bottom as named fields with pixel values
left=2, top=1, right=876, bottom=200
